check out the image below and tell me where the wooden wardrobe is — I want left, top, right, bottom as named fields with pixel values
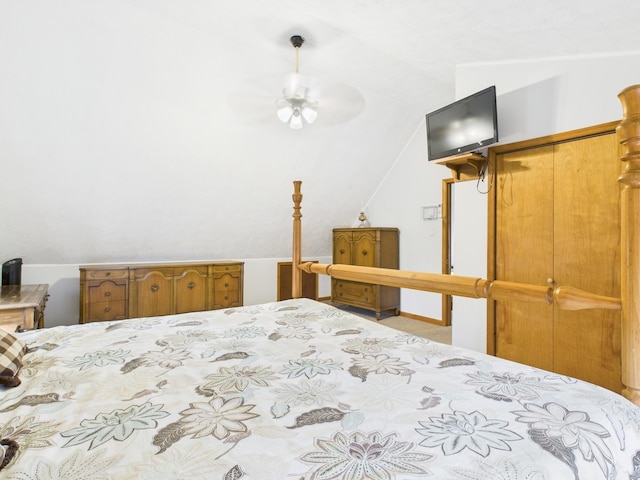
left=488, top=122, right=623, bottom=393
left=331, top=227, right=400, bottom=319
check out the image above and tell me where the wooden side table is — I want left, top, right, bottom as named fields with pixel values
left=0, top=284, right=49, bottom=332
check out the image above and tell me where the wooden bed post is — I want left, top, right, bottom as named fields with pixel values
left=292, top=180, right=303, bottom=298
left=618, top=84, right=640, bottom=406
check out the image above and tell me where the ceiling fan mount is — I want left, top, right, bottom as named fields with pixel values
left=289, top=35, right=304, bottom=49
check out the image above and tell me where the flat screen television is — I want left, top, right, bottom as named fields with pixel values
left=426, top=85, right=498, bottom=161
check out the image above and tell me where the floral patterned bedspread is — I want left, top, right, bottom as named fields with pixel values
left=2, top=298, right=640, bottom=479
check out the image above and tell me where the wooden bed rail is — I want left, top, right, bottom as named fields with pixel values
left=291, top=84, right=640, bottom=407
left=298, top=261, right=621, bottom=311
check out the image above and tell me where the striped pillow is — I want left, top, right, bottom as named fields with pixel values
left=0, top=330, right=28, bottom=387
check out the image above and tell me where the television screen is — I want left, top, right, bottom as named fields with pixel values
left=426, top=86, right=498, bottom=161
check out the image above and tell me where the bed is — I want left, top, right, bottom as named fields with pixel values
left=1, top=86, right=639, bottom=479
left=1, top=298, right=639, bottom=479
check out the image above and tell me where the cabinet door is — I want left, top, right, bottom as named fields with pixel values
left=131, top=268, right=174, bottom=318
left=352, top=230, right=377, bottom=267
left=87, top=280, right=128, bottom=322
left=333, top=231, right=352, bottom=264
left=495, top=146, right=555, bottom=370
left=553, top=134, right=622, bottom=392
left=174, top=266, right=208, bottom=314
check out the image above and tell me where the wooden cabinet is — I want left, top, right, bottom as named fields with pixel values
left=331, top=228, right=400, bottom=319
left=80, top=261, right=243, bottom=323
left=491, top=124, right=622, bottom=392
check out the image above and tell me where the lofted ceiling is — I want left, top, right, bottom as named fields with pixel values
left=1, top=0, right=639, bottom=264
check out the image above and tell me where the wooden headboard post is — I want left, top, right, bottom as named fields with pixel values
left=291, top=180, right=303, bottom=298
left=618, top=84, right=640, bottom=405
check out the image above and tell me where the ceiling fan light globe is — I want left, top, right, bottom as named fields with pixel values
left=301, top=106, right=318, bottom=124
left=289, top=110, right=303, bottom=129
left=277, top=105, right=293, bottom=123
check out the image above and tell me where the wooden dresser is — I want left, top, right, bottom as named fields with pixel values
left=331, top=228, right=400, bottom=319
left=0, top=284, right=49, bottom=332
left=79, top=261, right=243, bottom=323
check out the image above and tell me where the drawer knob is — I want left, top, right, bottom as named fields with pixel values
left=224, top=283, right=229, bottom=288
left=104, top=291, right=111, bottom=297
left=188, top=281, right=196, bottom=289
left=104, top=307, right=111, bottom=313
left=361, top=250, right=368, bottom=256
left=106, top=272, right=111, bottom=276
left=339, top=249, right=345, bottom=255
left=151, top=284, right=159, bottom=292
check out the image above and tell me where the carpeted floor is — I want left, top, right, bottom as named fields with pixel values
left=333, top=304, right=452, bottom=345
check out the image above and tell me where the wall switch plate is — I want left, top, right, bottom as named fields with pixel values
left=422, top=205, right=441, bottom=220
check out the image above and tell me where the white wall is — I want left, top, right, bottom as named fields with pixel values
left=368, top=52, right=640, bottom=352
left=457, top=52, right=640, bottom=142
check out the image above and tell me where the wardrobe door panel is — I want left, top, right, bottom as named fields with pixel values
left=495, top=146, right=555, bottom=370
left=553, top=134, right=622, bottom=392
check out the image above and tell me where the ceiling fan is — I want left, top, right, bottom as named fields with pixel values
left=227, top=32, right=364, bottom=128
left=276, top=35, right=318, bottom=129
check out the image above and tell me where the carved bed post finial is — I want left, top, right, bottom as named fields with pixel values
left=292, top=181, right=303, bottom=299
left=617, top=84, right=640, bottom=406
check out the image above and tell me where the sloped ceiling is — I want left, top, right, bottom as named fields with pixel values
left=1, top=0, right=638, bottom=264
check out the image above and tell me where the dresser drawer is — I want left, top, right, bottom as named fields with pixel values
left=85, top=269, right=128, bottom=281
left=87, top=280, right=127, bottom=303
left=212, top=273, right=240, bottom=292
left=332, top=280, right=376, bottom=309
left=211, top=264, right=243, bottom=273
left=88, top=301, right=128, bottom=322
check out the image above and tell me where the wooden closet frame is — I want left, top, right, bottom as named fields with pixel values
left=290, top=85, right=640, bottom=407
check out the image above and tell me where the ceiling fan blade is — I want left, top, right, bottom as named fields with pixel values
left=313, top=83, right=365, bottom=126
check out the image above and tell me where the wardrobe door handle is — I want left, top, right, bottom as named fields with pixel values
left=104, top=291, right=111, bottom=297
left=361, top=250, right=368, bottom=256
left=151, top=284, right=159, bottom=292
left=188, top=281, right=196, bottom=289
